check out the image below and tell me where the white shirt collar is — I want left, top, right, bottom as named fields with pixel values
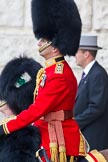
left=84, top=60, right=96, bottom=76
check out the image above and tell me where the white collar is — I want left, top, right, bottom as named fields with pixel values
left=84, top=60, right=96, bottom=76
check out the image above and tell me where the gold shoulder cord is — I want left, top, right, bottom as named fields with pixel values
left=33, top=68, right=45, bottom=101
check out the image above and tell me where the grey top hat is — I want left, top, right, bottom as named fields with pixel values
left=79, top=36, right=102, bottom=50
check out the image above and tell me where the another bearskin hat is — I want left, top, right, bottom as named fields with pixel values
left=0, top=56, right=42, bottom=115
left=31, top=0, right=82, bottom=56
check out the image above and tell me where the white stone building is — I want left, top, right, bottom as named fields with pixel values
left=0, top=0, right=108, bottom=120
left=0, top=0, right=108, bottom=81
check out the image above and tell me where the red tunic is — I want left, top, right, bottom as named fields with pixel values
left=5, top=58, right=80, bottom=157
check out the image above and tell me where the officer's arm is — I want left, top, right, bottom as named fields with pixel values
left=0, top=75, right=66, bottom=136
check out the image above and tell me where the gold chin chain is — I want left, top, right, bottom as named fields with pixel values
left=39, top=41, right=52, bottom=53
left=33, top=68, right=45, bottom=101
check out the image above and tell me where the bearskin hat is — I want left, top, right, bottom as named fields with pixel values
left=0, top=56, right=42, bottom=115
left=31, top=0, right=82, bottom=56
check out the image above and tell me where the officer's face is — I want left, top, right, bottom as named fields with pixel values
left=37, top=38, right=53, bottom=60
left=75, top=49, right=87, bottom=68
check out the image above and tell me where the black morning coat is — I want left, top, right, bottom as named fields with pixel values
left=74, top=61, right=108, bottom=151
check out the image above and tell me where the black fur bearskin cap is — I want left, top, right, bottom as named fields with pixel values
left=0, top=56, right=42, bottom=115
left=31, top=0, right=82, bottom=56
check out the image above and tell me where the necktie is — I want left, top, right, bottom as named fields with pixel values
left=78, top=72, right=86, bottom=87
left=81, top=71, right=85, bottom=80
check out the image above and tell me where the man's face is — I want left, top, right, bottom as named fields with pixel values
left=75, top=49, right=86, bottom=67
left=37, top=38, right=53, bottom=59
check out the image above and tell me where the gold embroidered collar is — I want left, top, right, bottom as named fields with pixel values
left=45, top=56, right=64, bottom=68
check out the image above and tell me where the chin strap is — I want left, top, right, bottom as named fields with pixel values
left=0, top=101, right=7, bottom=107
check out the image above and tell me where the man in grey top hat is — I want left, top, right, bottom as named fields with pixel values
left=74, top=35, right=108, bottom=151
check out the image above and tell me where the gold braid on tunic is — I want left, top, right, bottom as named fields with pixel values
left=33, top=68, right=45, bottom=101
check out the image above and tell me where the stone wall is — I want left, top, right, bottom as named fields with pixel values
left=0, top=0, right=108, bottom=82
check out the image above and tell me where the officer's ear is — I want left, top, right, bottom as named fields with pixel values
left=84, top=50, right=90, bottom=59
left=52, top=47, right=59, bottom=53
